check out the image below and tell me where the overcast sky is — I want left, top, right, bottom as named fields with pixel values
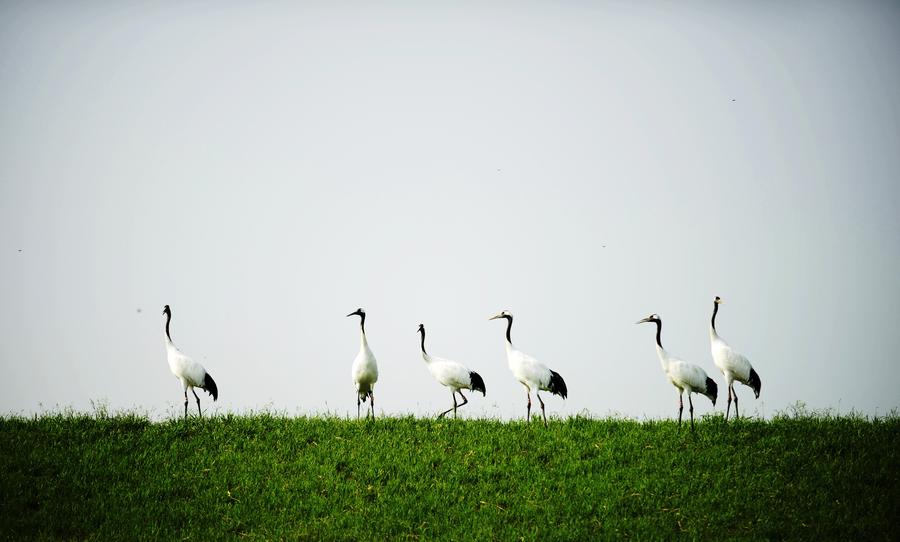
left=2, top=1, right=898, bottom=420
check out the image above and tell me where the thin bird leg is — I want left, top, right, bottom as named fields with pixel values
left=456, top=391, right=469, bottom=411
left=357, top=395, right=361, bottom=420
left=678, top=393, right=683, bottom=427
left=725, top=385, right=732, bottom=422
left=369, top=392, right=375, bottom=419
left=192, top=389, right=202, bottom=417
left=688, top=394, right=695, bottom=431
left=732, top=385, right=739, bottom=419
left=438, top=391, right=457, bottom=419
left=526, top=392, right=532, bottom=422
left=537, top=393, right=547, bottom=427
left=184, top=390, right=189, bottom=419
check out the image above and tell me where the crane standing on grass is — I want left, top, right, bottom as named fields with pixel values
left=489, top=310, right=567, bottom=425
left=417, top=323, right=486, bottom=419
left=163, top=305, right=218, bottom=418
left=636, top=313, right=716, bottom=430
left=347, top=308, right=378, bottom=419
left=710, top=296, right=761, bottom=420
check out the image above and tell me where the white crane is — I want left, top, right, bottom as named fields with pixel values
left=636, top=313, right=717, bottom=430
left=163, top=305, right=218, bottom=418
left=347, top=308, right=378, bottom=419
left=489, top=310, right=567, bottom=425
left=417, top=323, right=486, bottom=419
left=710, top=296, right=761, bottom=421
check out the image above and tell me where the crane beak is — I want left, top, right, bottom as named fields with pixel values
left=488, top=313, right=503, bottom=321
left=635, top=317, right=652, bottom=324
left=346, top=311, right=356, bottom=317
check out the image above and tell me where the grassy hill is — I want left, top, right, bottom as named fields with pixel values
left=1, top=413, right=897, bottom=540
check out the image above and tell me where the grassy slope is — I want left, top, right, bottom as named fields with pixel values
left=0, top=414, right=897, bottom=541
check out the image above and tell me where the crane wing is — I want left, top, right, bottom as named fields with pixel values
left=668, top=359, right=710, bottom=393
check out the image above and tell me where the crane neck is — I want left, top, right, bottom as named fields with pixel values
left=165, top=311, right=173, bottom=343
left=655, top=343, right=670, bottom=372
left=419, top=329, right=427, bottom=355
left=649, top=319, right=669, bottom=372
left=653, top=319, right=663, bottom=349
left=504, top=315, right=513, bottom=344
left=711, top=302, right=719, bottom=332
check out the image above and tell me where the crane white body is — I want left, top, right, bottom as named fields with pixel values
left=637, top=314, right=716, bottom=430
left=489, top=311, right=567, bottom=425
left=709, top=297, right=761, bottom=420
left=418, top=324, right=485, bottom=418
left=162, top=305, right=218, bottom=418
left=348, top=308, right=378, bottom=418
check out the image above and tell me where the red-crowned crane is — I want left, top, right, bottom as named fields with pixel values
left=710, top=297, right=761, bottom=420
left=489, top=310, right=567, bottom=426
left=417, top=324, right=486, bottom=418
left=636, top=313, right=716, bottom=430
left=163, top=305, right=218, bottom=418
left=347, top=308, right=378, bottom=419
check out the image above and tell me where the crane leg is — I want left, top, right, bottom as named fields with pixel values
left=678, top=394, right=683, bottom=427
left=732, top=385, right=739, bottom=419
left=688, top=394, right=695, bottom=431
left=438, top=391, right=457, bottom=419
left=357, top=395, right=361, bottom=420
left=526, top=393, right=532, bottom=422
left=456, top=391, right=469, bottom=412
left=369, top=392, right=375, bottom=419
left=725, top=385, right=732, bottom=421
left=184, top=391, right=189, bottom=419
left=192, top=389, right=202, bottom=417
left=537, top=393, right=547, bottom=427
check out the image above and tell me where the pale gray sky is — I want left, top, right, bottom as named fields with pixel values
left=2, top=1, right=898, bottom=420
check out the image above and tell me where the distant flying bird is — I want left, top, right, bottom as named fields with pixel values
left=163, top=305, right=218, bottom=418
left=636, top=313, right=716, bottom=430
left=489, top=311, right=567, bottom=425
left=710, top=297, right=761, bottom=421
left=417, top=324, right=486, bottom=419
left=347, top=308, right=378, bottom=419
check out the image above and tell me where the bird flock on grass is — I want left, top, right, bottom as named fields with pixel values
left=162, top=297, right=761, bottom=429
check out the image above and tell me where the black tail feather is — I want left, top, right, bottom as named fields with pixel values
left=748, top=368, right=761, bottom=398
left=469, top=371, right=486, bottom=396
left=548, top=370, right=567, bottom=399
left=202, top=371, right=218, bottom=401
left=705, top=376, right=718, bottom=406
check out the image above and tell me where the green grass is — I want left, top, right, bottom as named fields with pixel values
left=1, top=413, right=897, bottom=540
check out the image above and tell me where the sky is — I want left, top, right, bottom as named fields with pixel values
left=1, top=1, right=898, bottom=420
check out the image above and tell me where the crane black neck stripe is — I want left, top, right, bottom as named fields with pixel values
left=505, top=315, right=513, bottom=343
left=419, top=328, right=427, bottom=354
left=165, top=311, right=172, bottom=342
left=360, top=313, right=366, bottom=335
left=711, top=301, right=719, bottom=331
left=655, top=319, right=663, bottom=348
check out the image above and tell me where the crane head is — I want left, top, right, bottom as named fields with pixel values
left=417, top=323, right=425, bottom=334
left=346, top=308, right=365, bottom=318
left=635, top=314, right=660, bottom=324
left=489, top=310, right=512, bottom=321
left=163, top=305, right=171, bottom=316
left=714, top=296, right=723, bottom=304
